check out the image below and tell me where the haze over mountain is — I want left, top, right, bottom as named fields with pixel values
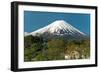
left=25, top=20, right=87, bottom=40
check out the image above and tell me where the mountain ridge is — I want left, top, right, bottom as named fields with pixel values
left=30, top=20, right=85, bottom=36
left=24, top=20, right=87, bottom=41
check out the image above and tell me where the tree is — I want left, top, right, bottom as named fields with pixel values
left=24, top=48, right=34, bottom=61
left=47, top=39, right=65, bottom=60
left=24, top=35, right=34, bottom=48
left=65, top=39, right=90, bottom=59
left=24, top=36, right=44, bottom=61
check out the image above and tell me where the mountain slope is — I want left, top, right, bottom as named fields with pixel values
left=30, top=20, right=85, bottom=36
left=27, top=20, right=87, bottom=41
left=24, top=32, right=30, bottom=36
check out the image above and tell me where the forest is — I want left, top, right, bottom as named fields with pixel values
left=24, top=35, right=90, bottom=62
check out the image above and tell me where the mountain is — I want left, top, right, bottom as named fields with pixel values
left=24, top=32, right=30, bottom=36
left=26, top=20, right=87, bottom=41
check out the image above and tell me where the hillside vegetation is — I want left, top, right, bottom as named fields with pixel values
left=24, top=35, right=90, bottom=62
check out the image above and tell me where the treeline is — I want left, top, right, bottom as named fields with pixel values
left=24, top=35, right=90, bottom=62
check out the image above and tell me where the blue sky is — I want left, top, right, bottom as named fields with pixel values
left=24, top=11, right=90, bottom=35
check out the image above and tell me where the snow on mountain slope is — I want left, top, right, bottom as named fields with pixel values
left=24, top=32, right=30, bottom=36
left=30, top=20, right=86, bottom=37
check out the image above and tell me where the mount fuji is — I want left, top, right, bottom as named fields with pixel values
left=26, top=20, right=87, bottom=40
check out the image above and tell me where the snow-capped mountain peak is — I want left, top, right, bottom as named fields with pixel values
left=48, top=20, right=70, bottom=33
left=30, top=20, right=85, bottom=36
